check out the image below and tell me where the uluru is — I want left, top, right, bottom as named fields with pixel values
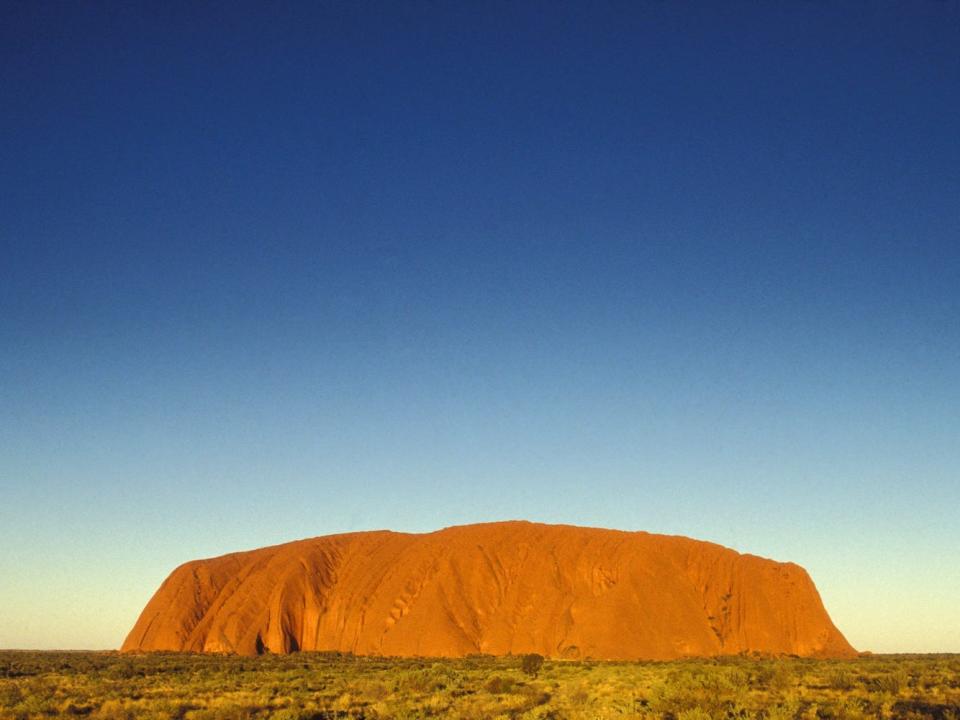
left=122, top=521, right=855, bottom=660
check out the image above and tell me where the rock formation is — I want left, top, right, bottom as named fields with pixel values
left=122, top=521, right=855, bottom=659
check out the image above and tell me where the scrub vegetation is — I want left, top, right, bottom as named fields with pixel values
left=0, top=651, right=957, bottom=720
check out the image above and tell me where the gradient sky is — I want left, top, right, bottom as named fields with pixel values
left=1, top=2, right=958, bottom=654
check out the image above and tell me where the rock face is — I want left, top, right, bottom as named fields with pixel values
left=122, top=521, right=855, bottom=659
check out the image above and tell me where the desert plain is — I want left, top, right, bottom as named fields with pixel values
left=2, top=650, right=958, bottom=720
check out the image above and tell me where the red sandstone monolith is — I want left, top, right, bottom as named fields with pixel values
left=122, top=521, right=855, bottom=659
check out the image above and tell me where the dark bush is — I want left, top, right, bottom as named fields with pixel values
left=521, top=653, right=545, bottom=678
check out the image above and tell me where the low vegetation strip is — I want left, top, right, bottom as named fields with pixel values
left=0, top=651, right=957, bottom=720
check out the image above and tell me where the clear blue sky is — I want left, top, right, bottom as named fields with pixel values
left=1, top=2, right=958, bottom=653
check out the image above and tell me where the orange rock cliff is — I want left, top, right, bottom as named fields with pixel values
left=122, top=521, right=855, bottom=659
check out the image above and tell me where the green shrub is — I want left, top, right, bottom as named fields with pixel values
left=484, top=674, right=515, bottom=694
left=875, top=668, right=909, bottom=694
left=0, top=683, right=24, bottom=707
left=765, top=697, right=801, bottom=720
left=828, top=668, right=855, bottom=691
left=755, top=662, right=794, bottom=692
left=96, top=699, right=136, bottom=720
left=677, top=708, right=713, bottom=720
left=521, top=653, right=545, bottom=678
